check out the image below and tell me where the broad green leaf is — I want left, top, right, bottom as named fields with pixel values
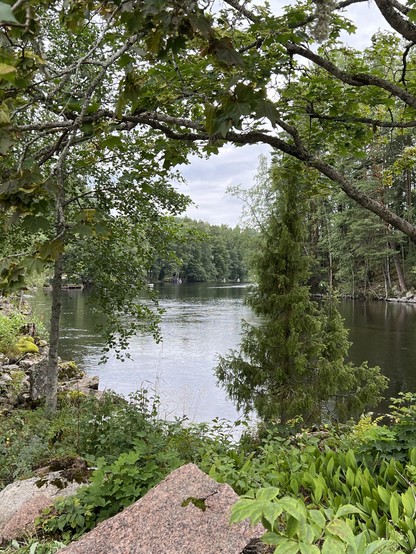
left=279, top=498, right=307, bottom=522
left=39, top=239, right=64, bottom=261
left=308, top=510, right=326, bottom=530
left=407, top=529, right=415, bottom=549
left=312, top=478, right=323, bottom=503
left=335, top=504, right=364, bottom=518
left=230, top=498, right=262, bottom=524
left=22, top=257, right=46, bottom=274
left=256, top=487, right=280, bottom=502
left=376, top=485, right=391, bottom=506
left=346, top=467, right=355, bottom=488
left=363, top=539, right=398, bottom=554
left=262, top=501, right=282, bottom=529
left=0, top=62, right=16, bottom=82
left=0, top=102, right=10, bottom=124
left=255, top=99, right=279, bottom=127
left=389, top=494, right=400, bottom=524
left=299, top=543, right=320, bottom=554
left=327, top=519, right=355, bottom=546
left=0, top=2, right=18, bottom=24
left=274, top=539, right=301, bottom=554
left=345, top=450, right=357, bottom=471
left=322, top=536, right=345, bottom=554
left=261, top=531, right=282, bottom=545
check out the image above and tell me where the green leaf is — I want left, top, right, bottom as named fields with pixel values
left=335, top=504, right=364, bottom=518
left=322, top=536, right=346, bottom=554
left=299, top=544, right=320, bottom=554
left=262, top=506, right=280, bottom=530
left=22, top=257, right=46, bottom=274
left=327, top=519, right=355, bottom=546
left=363, top=539, right=398, bottom=554
left=230, top=498, right=263, bottom=525
left=255, top=99, right=279, bottom=127
left=308, top=509, right=326, bottom=530
left=0, top=2, right=18, bottom=24
left=279, top=498, right=307, bottom=522
left=39, top=239, right=64, bottom=261
left=389, top=494, right=400, bottom=524
left=256, top=487, right=280, bottom=502
left=377, top=486, right=391, bottom=506
left=274, top=539, right=301, bottom=554
left=345, top=450, right=357, bottom=471
left=0, top=62, right=16, bottom=82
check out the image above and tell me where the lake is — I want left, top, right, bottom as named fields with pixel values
left=27, top=284, right=416, bottom=422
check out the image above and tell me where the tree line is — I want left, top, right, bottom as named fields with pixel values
left=147, top=219, right=256, bottom=284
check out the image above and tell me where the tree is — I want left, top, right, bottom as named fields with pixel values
left=216, top=161, right=388, bottom=424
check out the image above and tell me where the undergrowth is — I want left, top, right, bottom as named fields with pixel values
left=1, top=391, right=415, bottom=553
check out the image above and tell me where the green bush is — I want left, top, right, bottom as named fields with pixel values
left=0, top=310, right=26, bottom=356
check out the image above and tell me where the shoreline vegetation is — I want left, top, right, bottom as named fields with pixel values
left=0, top=295, right=416, bottom=554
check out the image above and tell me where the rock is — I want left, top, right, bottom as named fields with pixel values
left=19, top=358, right=38, bottom=370
left=0, top=471, right=83, bottom=536
left=29, top=358, right=49, bottom=401
left=0, top=494, right=52, bottom=543
left=1, top=364, right=20, bottom=372
left=57, top=463, right=264, bottom=554
left=63, top=376, right=99, bottom=392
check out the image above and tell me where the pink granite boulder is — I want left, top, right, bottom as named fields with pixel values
left=0, top=494, right=52, bottom=543
left=58, top=463, right=264, bottom=554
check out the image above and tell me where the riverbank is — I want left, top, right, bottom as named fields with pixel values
left=0, top=297, right=100, bottom=412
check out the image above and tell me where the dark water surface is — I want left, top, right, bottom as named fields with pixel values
left=27, top=285, right=416, bottom=422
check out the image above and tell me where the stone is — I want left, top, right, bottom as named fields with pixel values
left=19, top=358, right=37, bottom=370
left=0, top=494, right=52, bottom=543
left=0, top=471, right=82, bottom=533
left=63, top=376, right=99, bottom=391
left=57, top=463, right=264, bottom=554
left=29, top=359, right=49, bottom=401
left=1, top=364, right=20, bottom=372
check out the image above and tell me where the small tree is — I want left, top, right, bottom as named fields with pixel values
left=216, top=160, right=388, bottom=424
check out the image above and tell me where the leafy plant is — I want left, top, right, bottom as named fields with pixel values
left=40, top=438, right=183, bottom=539
left=231, top=488, right=400, bottom=553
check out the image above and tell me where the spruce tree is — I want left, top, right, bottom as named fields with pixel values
left=216, top=161, right=388, bottom=424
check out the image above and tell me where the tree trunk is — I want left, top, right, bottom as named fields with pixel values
left=46, top=254, right=63, bottom=412
left=388, top=240, right=407, bottom=293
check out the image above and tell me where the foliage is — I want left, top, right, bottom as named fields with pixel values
left=216, top=161, right=388, bottom=424
left=1, top=390, right=416, bottom=551
left=352, top=392, right=416, bottom=462
left=0, top=539, right=65, bottom=554
left=40, top=442, right=183, bottom=540
left=0, top=308, right=26, bottom=356
left=231, top=490, right=400, bottom=554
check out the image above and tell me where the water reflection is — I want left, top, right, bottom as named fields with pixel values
left=27, top=286, right=416, bottom=421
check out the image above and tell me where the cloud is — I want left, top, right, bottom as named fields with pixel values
left=176, top=143, right=271, bottom=227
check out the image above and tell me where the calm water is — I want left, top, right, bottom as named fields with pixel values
left=27, top=285, right=416, bottom=422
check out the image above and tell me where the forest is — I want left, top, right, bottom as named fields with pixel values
left=1, top=0, right=416, bottom=552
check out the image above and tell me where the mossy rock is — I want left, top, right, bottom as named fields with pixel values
left=58, top=360, right=84, bottom=381
left=14, top=336, right=39, bottom=354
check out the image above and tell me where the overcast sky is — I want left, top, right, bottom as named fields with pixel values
left=175, top=1, right=388, bottom=228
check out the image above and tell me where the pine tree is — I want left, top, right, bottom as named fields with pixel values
left=216, top=161, right=388, bottom=424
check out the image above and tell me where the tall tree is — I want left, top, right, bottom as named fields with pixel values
left=216, top=160, right=387, bottom=424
